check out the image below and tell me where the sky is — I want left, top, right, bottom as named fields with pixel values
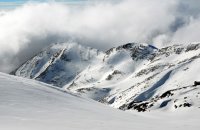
left=0, top=0, right=91, bottom=9
left=0, top=0, right=200, bottom=73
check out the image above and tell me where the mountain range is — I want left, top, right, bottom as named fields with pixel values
left=13, top=42, right=200, bottom=112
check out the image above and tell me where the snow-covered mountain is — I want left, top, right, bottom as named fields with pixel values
left=14, top=42, right=200, bottom=112
left=14, top=42, right=103, bottom=87
left=1, top=72, right=200, bottom=130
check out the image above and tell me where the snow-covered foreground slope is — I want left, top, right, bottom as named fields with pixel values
left=14, top=42, right=200, bottom=112
left=0, top=72, right=200, bottom=130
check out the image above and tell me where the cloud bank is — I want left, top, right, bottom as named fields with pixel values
left=0, top=0, right=200, bottom=72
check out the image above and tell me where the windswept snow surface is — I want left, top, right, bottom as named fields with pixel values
left=0, top=72, right=200, bottom=130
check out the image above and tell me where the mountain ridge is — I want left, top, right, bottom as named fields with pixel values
left=13, top=42, right=200, bottom=112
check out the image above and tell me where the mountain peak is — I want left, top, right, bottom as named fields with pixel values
left=14, top=42, right=200, bottom=112
left=15, top=42, right=103, bottom=87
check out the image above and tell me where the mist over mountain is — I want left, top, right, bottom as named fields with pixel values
left=0, top=0, right=200, bottom=72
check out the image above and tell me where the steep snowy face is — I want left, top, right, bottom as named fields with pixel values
left=15, top=42, right=103, bottom=87
left=14, top=42, right=200, bottom=112
left=65, top=43, right=200, bottom=112
left=66, top=43, right=158, bottom=100
left=103, top=43, right=200, bottom=111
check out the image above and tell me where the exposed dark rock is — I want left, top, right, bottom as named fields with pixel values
left=183, top=102, right=192, bottom=107
left=106, top=70, right=122, bottom=80
left=105, top=47, right=115, bottom=55
left=160, top=90, right=174, bottom=98
left=194, top=81, right=200, bottom=86
left=106, top=75, right=113, bottom=80
left=185, top=43, right=200, bottom=52
left=119, top=101, right=150, bottom=112
left=136, top=65, right=167, bottom=77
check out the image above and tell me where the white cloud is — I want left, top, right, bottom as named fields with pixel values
left=172, top=17, right=200, bottom=44
left=0, top=0, right=200, bottom=72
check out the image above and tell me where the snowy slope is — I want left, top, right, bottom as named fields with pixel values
left=0, top=72, right=200, bottom=130
left=100, top=43, right=200, bottom=111
left=14, top=42, right=200, bottom=112
left=15, top=42, right=103, bottom=87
